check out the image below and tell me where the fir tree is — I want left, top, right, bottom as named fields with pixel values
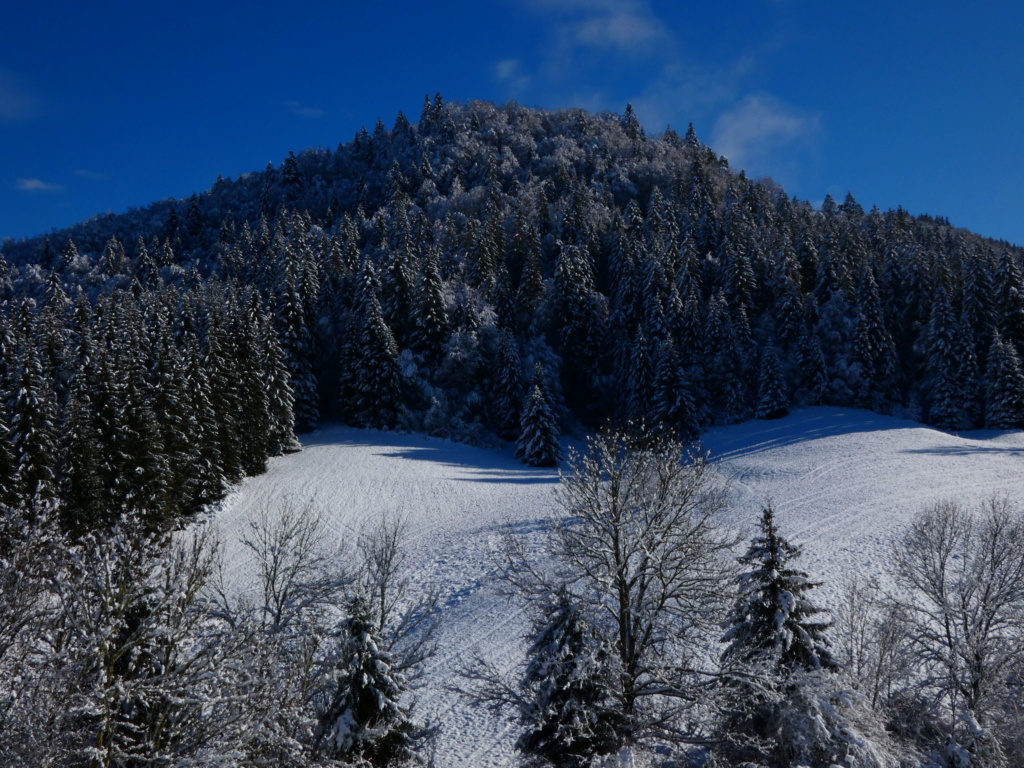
left=409, top=246, right=449, bottom=364
left=517, top=366, right=561, bottom=467
left=755, top=346, right=789, bottom=420
left=722, top=504, right=836, bottom=674
left=492, top=330, right=525, bottom=441
left=350, top=260, right=404, bottom=430
left=274, top=239, right=319, bottom=432
left=317, top=597, right=421, bottom=767
left=984, top=334, right=1024, bottom=429
left=925, top=285, right=967, bottom=430
left=650, top=339, right=701, bottom=441
left=7, top=344, right=59, bottom=507
left=517, top=589, right=622, bottom=768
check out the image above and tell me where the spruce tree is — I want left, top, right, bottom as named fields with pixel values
left=274, top=239, right=319, bottom=432
left=985, top=334, right=1024, bottom=429
left=755, top=345, right=789, bottom=420
left=317, top=597, right=420, bottom=767
left=722, top=504, right=836, bottom=674
left=925, top=285, right=967, bottom=430
left=7, top=344, right=59, bottom=507
left=650, top=339, right=700, bottom=441
left=350, top=260, right=403, bottom=429
left=517, top=589, right=621, bottom=767
left=517, top=366, right=561, bottom=467
left=493, top=330, right=525, bottom=441
left=409, top=246, right=449, bottom=364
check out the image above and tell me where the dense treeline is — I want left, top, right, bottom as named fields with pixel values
left=4, top=96, right=1024, bottom=483
left=0, top=278, right=299, bottom=532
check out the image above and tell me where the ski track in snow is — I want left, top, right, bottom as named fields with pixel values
left=210, top=407, right=1024, bottom=766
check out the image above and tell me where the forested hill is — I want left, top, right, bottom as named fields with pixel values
left=3, top=96, right=1024, bottom=529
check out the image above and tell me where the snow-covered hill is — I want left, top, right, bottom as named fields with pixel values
left=211, top=407, right=1024, bottom=767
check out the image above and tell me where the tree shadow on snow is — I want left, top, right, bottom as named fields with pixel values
left=298, top=426, right=560, bottom=485
left=703, top=407, right=919, bottom=462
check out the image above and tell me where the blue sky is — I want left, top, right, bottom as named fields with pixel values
left=3, top=1, right=1023, bottom=246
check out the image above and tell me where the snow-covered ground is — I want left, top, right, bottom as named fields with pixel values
left=210, top=407, right=1024, bottom=767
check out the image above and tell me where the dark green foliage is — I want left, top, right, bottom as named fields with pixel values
left=493, top=330, right=525, bottom=441
left=410, top=246, right=449, bottom=364
left=317, top=597, right=419, bottom=767
left=517, top=590, right=622, bottom=767
left=6, top=343, right=59, bottom=506
left=924, top=285, right=968, bottom=430
left=985, top=334, right=1024, bottom=429
left=517, top=367, right=561, bottom=467
left=348, top=260, right=403, bottom=430
left=722, top=505, right=836, bottom=674
left=650, top=339, right=701, bottom=440
left=756, top=346, right=789, bottom=420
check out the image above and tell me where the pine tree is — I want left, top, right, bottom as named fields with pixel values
left=493, top=330, right=525, bottom=441
left=853, top=267, right=900, bottom=410
left=994, top=250, right=1024, bottom=354
left=7, top=344, right=59, bottom=507
left=409, top=246, right=449, bottom=364
left=755, top=346, right=789, bottom=420
left=262, top=311, right=301, bottom=456
left=984, top=334, right=1024, bottom=429
left=517, top=366, right=561, bottom=467
left=650, top=339, right=701, bottom=441
left=350, top=260, right=403, bottom=429
left=547, top=242, right=604, bottom=408
left=317, top=597, right=420, bottom=767
left=274, top=238, right=319, bottom=432
left=517, top=589, right=622, bottom=767
left=722, top=504, right=836, bottom=673
left=925, top=285, right=967, bottom=430
left=795, top=331, right=829, bottom=406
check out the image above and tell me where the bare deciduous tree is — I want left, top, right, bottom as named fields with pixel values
left=493, top=428, right=738, bottom=751
left=893, top=496, right=1024, bottom=758
left=833, top=576, right=915, bottom=709
left=354, top=514, right=439, bottom=680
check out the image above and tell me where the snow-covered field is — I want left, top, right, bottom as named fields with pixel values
left=211, top=407, right=1024, bottom=767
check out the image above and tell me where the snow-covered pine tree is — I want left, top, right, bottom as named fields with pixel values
left=984, top=334, right=1024, bottom=429
left=994, top=249, right=1024, bottom=354
left=516, top=589, right=622, bottom=768
left=274, top=237, right=319, bottom=432
left=650, top=338, right=701, bottom=441
left=795, top=330, right=829, bottom=406
left=755, top=345, right=789, bottom=420
left=853, top=266, right=900, bottom=410
left=351, top=259, right=404, bottom=430
left=409, top=246, right=449, bottom=364
left=925, top=284, right=968, bottom=430
left=722, top=504, right=836, bottom=674
left=317, top=596, right=421, bottom=767
left=235, top=293, right=272, bottom=477
left=517, top=365, right=561, bottom=467
left=493, top=330, right=525, bottom=441
left=261, top=311, right=301, bottom=456
left=7, top=342, right=59, bottom=507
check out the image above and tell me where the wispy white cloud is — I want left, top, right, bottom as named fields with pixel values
left=711, top=94, right=821, bottom=183
left=15, top=178, right=64, bottom=192
left=0, top=68, right=42, bottom=123
left=284, top=100, right=326, bottom=119
left=506, top=0, right=822, bottom=187
left=527, top=0, right=666, bottom=53
left=494, top=59, right=532, bottom=94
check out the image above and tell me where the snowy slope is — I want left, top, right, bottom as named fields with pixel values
left=210, top=407, right=1024, bottom=766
